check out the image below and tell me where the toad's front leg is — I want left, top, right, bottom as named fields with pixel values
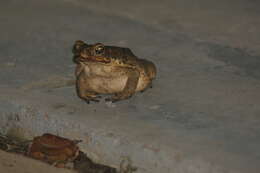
left=106, top=69, right=140, bottom=102
left=76, top=72, right=101, bottom=104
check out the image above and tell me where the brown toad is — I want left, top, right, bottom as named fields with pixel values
left=72, top=40, right=156, bottom=103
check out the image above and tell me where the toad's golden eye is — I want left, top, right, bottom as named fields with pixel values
left=95, top=45, right=104, bottom=55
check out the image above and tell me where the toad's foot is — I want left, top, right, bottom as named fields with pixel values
left=105, top=93, right=133, bottom=103
left=140, top=83, right=153, bottom=93
left=82, top=95, right=102, bottom=104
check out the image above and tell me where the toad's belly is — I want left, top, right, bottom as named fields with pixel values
left=85, top=74, right=151, bottom=94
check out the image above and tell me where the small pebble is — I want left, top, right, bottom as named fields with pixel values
left=105, top=101, right=116, bottom=108
left=149, top=105, right=160, bottom=110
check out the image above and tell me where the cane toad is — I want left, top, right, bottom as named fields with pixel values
left=72, top=40, right=156, bottom=103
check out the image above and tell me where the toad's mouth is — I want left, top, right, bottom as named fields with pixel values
left=79, top=56, right=111, bottom=64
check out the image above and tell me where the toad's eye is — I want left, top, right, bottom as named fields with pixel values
left=94, top=44, right=104, bottom=55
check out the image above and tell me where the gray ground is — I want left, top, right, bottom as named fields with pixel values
left=0, top=0, right=260, bottom=173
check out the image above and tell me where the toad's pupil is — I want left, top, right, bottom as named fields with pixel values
left=95, top=47, right=104, bottom=54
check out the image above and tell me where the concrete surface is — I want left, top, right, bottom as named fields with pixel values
left=0, top=0, right=260, bottom=173
left=71, top=0, right=260, bottom=55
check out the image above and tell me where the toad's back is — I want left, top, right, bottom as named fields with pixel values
left=104, top=46, right=136, bottom=59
